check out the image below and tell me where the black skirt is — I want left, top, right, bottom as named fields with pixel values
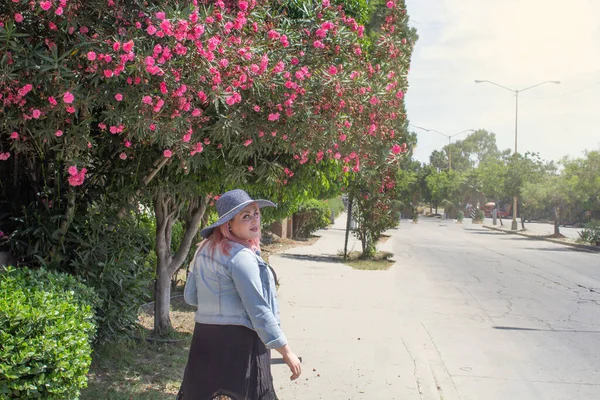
left=177, top=323, right=278, bottom=400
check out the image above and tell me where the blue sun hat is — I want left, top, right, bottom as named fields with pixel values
left=200, top=189, right=276, bottom=238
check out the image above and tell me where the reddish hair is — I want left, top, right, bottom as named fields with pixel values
left=199, top=217, right=261, bottom=257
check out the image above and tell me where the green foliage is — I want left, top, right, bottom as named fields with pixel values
left=0, top=266, right=96, bottom=399
left=474, top=209, right=485, bottom=222
left=294, top=199, right=331, bottom=238
left=579, top=220, right=600, bottom=246
left=324, top=197, right=345, bottom=218
left=457, top=210, right=464, bottom=222
left=9, top=203, right=153, bottom=342
left=64, top=213, right=153, bottom=341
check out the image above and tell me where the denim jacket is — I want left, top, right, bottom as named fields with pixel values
left=184, top=240, right=286, bottom=350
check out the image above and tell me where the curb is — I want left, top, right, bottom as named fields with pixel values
left=482, top=225, right=600, bottom=253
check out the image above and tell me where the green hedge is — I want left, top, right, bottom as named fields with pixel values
left=294, top=199, right=332, bottom=238
left=0, top=267, right=97, bottom=399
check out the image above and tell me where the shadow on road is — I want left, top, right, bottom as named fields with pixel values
left=494, top=326, right=600, bottom=334
left=278, top=253, right=342, bottom=263
left=523, top=247, right=579, bottom=252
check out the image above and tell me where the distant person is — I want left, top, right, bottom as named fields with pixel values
left=178, top=189, right=301, bottom=400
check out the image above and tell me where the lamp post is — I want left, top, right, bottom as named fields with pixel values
left=412, top=125, right=475, bottom=170
left=474, top=80, right=560, bottom=230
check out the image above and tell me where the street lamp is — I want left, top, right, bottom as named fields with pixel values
left=412, top=125, right=475, bottom=170
left=475, top=79, right=560, bottom=230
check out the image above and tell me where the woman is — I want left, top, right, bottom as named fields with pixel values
left=178, top=189, right=301, bottom=400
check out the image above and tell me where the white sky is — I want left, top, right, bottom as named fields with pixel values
left=404, top=0, right=600, bottom=164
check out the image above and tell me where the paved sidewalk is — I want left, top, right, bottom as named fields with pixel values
left=269, top=216, right=443, bottom=400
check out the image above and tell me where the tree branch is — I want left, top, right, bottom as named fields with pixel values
left=167, top=195, right=209, bottom=277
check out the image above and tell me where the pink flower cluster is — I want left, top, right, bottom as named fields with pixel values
left=68, top=166, right=87, bottom=186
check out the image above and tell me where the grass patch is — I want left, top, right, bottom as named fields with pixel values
left=342, top=250, right=394, bottom=270
left=81, top=337, right=190, bottom=400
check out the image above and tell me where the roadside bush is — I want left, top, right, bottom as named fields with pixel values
left=579, top=220, right=600, bottom=246
left=294, top=199, right=331, bottom=238
left=324, top=197, right=346, bottom=219
left=474, top=209, right=485, bottom=222
left=457, top=211, right=464, bottom=223
left=0, top=266, right=96, bottom=399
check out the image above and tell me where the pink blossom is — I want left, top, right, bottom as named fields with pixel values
left=40, top=1, right=52, bottom=11
left=248, top=166, right=254, bottom=171
left=123, top=40, right=134, bottom=52
left=112, top=42, right=120, bottom=52
left=0, top=153, right=11, bottom=161
left=115, top=93, right=123, bottom=101
left=159, top=81, right=168, bottom=94
left=124, top=140, right=131, bottom=148
left=32, top=109, right=41, bottom=119
left=149, top=123, right=156, bottom=131
left=87, top=51, right=97, bottom=61
left=66, top=106, right=75, bottom=114
left=163, top=149, right=172, bottom=158
left=156, top=11, right=166, bottom=20
left=192, top=108, right=202, bottom=117
left=68, top=166, right=78, bottom=176
left=55, top=130, right=63, bottom=137
left=391, top=144, right=402, bottom=154
left=183, top=133, right=191, bottom=143
left=103, top=70, right=114, bottom=78
left=322, top=0, right=330, bottom=6
left=190, top=142, right=204, bottom=156
left=63, top=91, right=74, bottom=104
left=47, top=96, right=57, bottom=106
left=244, top=139, right=253, bottom=146
left=396, top=90, right=404, bottom=99
left=313, top=40, right=325, bottom=49
left=147, top=25, right=157, bottom=35
left=268, top=113, right=280, bottom=121
left=15, top=13, right=23, bottom=23
left=328, top=65, right=338, bottom=75
left=98, top=123, right=107, bottom=130
left=142, top=96, right=153, bottom=105
left=119, top=153, right=127, bottom=160
left=253, top=105, right=260, bottom=112
left=386, top=0, right=395, bottom=8
left=219, top=58, right=229, bottom=68
left=369, top=96, right=379, bottom=105
left=55, top=7, right=63, bottom=16
left=10, top=132, right=19, bottom=140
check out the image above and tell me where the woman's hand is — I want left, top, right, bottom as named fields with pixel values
left=276, top=344, right=302, bottom=380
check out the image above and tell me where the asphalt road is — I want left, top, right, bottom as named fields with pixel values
left=393, top=217, right=600, bottom=400
left=271, top=216, right=600, bottom=399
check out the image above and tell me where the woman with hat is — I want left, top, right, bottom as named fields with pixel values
left=178, top=189, right=301, bottom=400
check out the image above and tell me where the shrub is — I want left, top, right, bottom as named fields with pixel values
left=474, top=209, right=485, bottom=222
left=294, top=199, right=331, bottom=238
left=0, top=266, right=96, bottom=399
left=324, top=197, right=345, bottom=218
left=9, top=202, right=154, bottom=342
left=457, top=211, right=464, bottom=222
left=579, top=220, right=600, bottom=246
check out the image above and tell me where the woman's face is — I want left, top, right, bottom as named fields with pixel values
left=229, top=203, right=261, bottom=241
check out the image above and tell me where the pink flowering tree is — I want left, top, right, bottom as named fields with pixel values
left=0, top=0, right=414, bottom=335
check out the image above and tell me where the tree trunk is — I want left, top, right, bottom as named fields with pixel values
left=154, top=263, right=173, bottom=336
left=153, top=193, right=209, bottom=336
left=554, top=206, right=561, bottom=236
